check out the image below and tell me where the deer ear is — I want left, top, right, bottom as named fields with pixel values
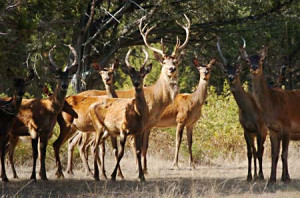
left=141, top=63, right=152, bottom=77
left=121, top=65, right=130, bottom=75
left=111, top=59, right=119, bottom=70
left=92, top=62, right=101, bottom=71
left=67, top=64, right=78, bottom=75
left=153, top=52, right=164, bottom=64
left=192, top=58, right=200, bottom=67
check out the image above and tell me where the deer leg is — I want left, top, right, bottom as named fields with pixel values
left=129, top=137, right=138, bottom=172
left=256, top=130, right=266, bottom=180
left=0, top=135, right=9, bottom=182
left=30, top=138, right=38, bottom=181
left=172, top=123, right=185, bottom=168
left=99, top=141, right=107, bottom=179
left=186, top=124, right=195, bottom=169
left=111, top=132, right=127, bottom=181
left=66, top=131, right=81, bottom=175
left=79, top=138, right=93, bottom=177
left=53, top=123, right=77, bottom=178
left=281, top=132, right=291, bottom=183
left=269, top=131, right=280, bottom=184
left=251, top=137, right=258, bottom=180
left=141, top=129, right=150, bottom=174
left=244, top=131, right=253, bottom=181
left=7, top=135, right=19, bottom=179
left=135, top=133, right=145, bottom=182
left=39, top=135, right=48, bottom=181
left=110, top=136, right=124, bottom=179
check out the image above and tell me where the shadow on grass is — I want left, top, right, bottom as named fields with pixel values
left=1, top=177, right=300, bottom=197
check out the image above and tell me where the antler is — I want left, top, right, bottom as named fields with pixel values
left=236, top=37, right=247, bottom=62
left=216, top=38, right=227, bottom=66
left=49, top=45, right=58, bottom=73
left=172, top=14, right=190, bottom=56
left=66, top=44, right=78, bottom=70
left=139, top=19, right=165, bottom=56
left=142, top=49, right=149, bottom=67
left=125, top=49, right=133, bottom=67
left=125, top=49, right=148, bottom=69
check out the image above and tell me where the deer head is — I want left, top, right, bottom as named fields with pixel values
left=49, top=45, right=78, bottom=91
left=121, top=49, right=152, bottom=90
left=192, top=58, right=216, bottom=81
left=240, top=45, right=268, bottom=76
left=92, top=59, right=119, bottom=86
left=217, top=38, right=246, bottom=85
left=139, top=14, right=190, bottom=83
left=6, top=68, right=34, bottom=97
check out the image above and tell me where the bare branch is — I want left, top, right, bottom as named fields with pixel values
left=83, top=0, right=97, bottom=34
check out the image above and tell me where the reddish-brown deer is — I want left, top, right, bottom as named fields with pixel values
left=65, top=60, right=122, bottom=178
left=89, top=49, right=152, bottom=181
left=8, top=45, right=77, bottom=181
left=217, top=38, right=267, bottom=181
left=155, top=58, right=215, bottom=168
left=241, top=45, right=300, bottom=184
left=0, top=69, right=34, bottom=182
left=53, top=14, right=190, bottom=178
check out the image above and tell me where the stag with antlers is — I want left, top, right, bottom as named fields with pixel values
left=217, top=38, right=268, bottom=181
left=7, top=45, right=77, bottom=181
left=52, top=14, right=190, bottom=178
left=240, top=45, right=300, bottom=184
left=0, top=69, right=34, bottom=182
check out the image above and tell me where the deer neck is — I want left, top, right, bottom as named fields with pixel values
left=146, top=72, right=179, bottom=119
left=251, top=72, right=271, bottom=111
left=104, top=84, right=117, bottom=98
left=134, top=87, right=148, bottom=119
left=50, top=82, right=67, bottom=113
left=191, top=77, right=209, bottom=105
left=230, top=76, right=253, bottom=110
left=7, top=93, right=23, bottom=116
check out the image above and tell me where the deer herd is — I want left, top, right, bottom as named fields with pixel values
left=0, top=15, right=296, bottom=185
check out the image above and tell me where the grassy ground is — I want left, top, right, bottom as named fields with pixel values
left=2, top=130, right=300, bottom=197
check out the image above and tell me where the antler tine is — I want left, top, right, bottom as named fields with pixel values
left=142, top=49, right=149, bottom=67
left=67, top=44, right=78, bottom=68
left=216, top=38, right=228, bottom=66
left=236, top=36, right=247, bottom=62
left=161, top=38, right=165, bottom=54
left=49, top=45, right=58, bottom=70
left=139, top=18, right=165, bottom=56
left=241, top=36, right=246, bottom=49
left=125, top=49, right=132, bottom=67
left=172, top=14, right=190, bottom=56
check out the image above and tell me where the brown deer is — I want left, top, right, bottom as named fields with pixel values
left=8, top=45, right=78, bottom=181
left=65, top=60, right=122, bottom=178
left=0, top=69, right=34, bottom=182
left=240, top=46, right=300, bottom=184
left=52, top=14, right=190, bottom=178
left=155, top=58, right=215, bottom=168
left=89, top=49, right=152, bottom=181
left=217, top=39, right=268, bottom=181
left=5, top=84, right=78, bottom=179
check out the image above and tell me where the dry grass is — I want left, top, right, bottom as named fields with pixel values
left=3, top=131, right=300, bottom=197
